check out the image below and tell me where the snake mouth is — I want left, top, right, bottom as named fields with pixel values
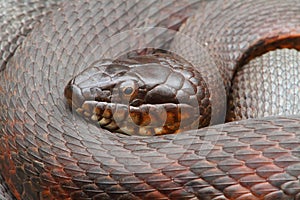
left=64, top=83, right=85, bottom=109
left=64, top=77, right=115, bottom=109
left=65, top=81, right=201, bottom=135
left=75, top=100, right=200, bottom=135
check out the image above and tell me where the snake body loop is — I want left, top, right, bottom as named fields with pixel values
left=64, top=53, right=211, bottom=136
left=1, top=0, right=300, bottom=200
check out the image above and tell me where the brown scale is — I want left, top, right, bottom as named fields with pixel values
left=2, top=0, right=300, bottom=199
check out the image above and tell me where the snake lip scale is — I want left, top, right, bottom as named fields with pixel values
left=1, top=0, right=300, bottom=200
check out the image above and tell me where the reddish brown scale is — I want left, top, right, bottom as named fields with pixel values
left=1, top=0, right=300, bottom=200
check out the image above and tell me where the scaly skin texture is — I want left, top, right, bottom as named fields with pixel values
left=64, top=53, right=211, bottom=136
left=1, top=0, right=300, bottom=199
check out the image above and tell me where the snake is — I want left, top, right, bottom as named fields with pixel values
left=1, top=0, right=300, bottom=199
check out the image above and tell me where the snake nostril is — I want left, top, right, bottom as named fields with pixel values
left=90, top=87, right=100, bottom=94
left=90, top=87, right=111, bottom=102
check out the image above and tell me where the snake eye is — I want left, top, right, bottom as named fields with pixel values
left=123, top=87, right=134, bottom=95
left=119, top=80, right=138, bottom=99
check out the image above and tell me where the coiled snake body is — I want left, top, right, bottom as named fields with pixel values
left=1, top=0, right=300, bottom=199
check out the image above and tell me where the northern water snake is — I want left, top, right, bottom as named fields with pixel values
left=1, top=0, right=300, bottom=199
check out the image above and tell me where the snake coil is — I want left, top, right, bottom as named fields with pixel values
left=1, top=0, right=300, bottom=199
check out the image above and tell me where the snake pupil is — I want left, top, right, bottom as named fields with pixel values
left=124, top=87, right=134, bottom=95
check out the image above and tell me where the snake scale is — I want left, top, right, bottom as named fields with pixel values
left=1, top=0, right=300, bottom=199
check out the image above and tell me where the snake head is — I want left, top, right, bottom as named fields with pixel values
left=64, top=54, right=211, bottom=135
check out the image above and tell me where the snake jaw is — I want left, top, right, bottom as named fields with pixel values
left=78, top=99, right=201, bottom=135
